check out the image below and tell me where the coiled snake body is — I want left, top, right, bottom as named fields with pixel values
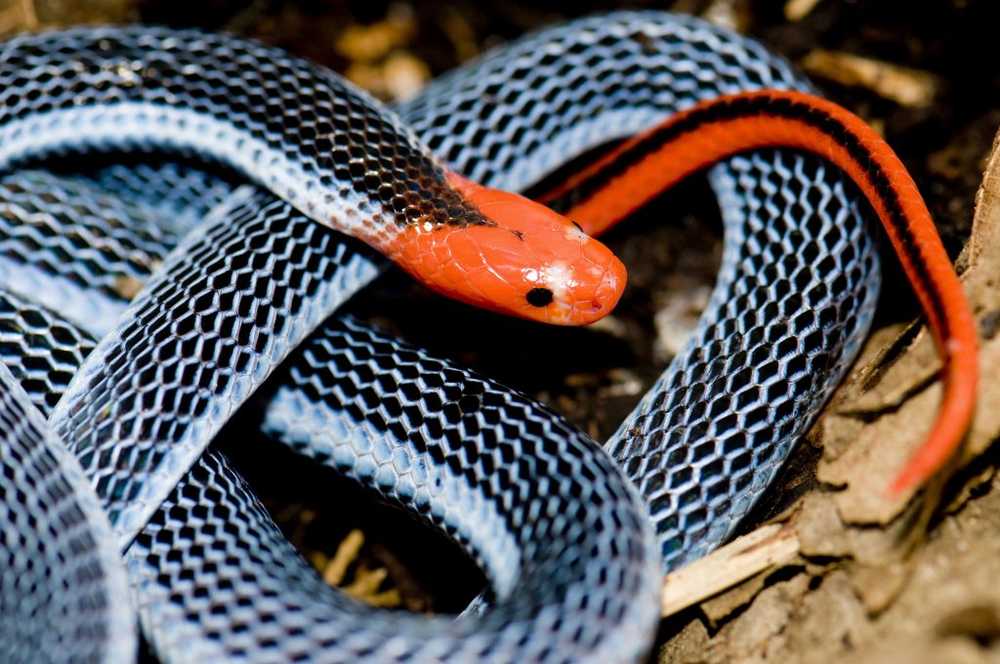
left=0, top=11, right=975, bottom=663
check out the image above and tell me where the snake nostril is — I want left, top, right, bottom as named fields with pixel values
left=526, top=287, right=554, bottom=307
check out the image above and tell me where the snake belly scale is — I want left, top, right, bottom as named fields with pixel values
left=0, top=10, right=976, bottom=664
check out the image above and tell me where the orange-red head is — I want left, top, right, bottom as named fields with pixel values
left=386, top=173, right=627, bottom=325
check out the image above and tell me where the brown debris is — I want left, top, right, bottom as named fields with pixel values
left=714, top=574, right=809, bottom=661
left=319, top=529, right=403, bottom=609
left=653, top=285, right=711, bottom=362
left=701, top=0, right=751, bottom=33
left=113, top=274, right=146, bottom=300
left=656, top=619, right=711, bottom=664
left=345, top=52, right=430, bottom=102
left=322, top=529, right=365, bottom=587
left=334, top=3, right=429, bottom=102
left=794, top=493, right=851, bottom=558
left=343, top=566, right=388, bottom=598
left=655, top=121, right=1000, bottom=663
left=0, top=0, right=35, bottom=34
left=1, top=0, right=133, bottom=33
left=784, top=0, right=823, bottom=22
left=334, top=4, right=416, bottom=64
left=439, top=7, right=479, bottom=62
left=801, top=50, right=941, bottom=108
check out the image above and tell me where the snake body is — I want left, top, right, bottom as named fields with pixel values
left=0, top=179, right=657, bottom=661
left=0, top=26, right=627, bottom=325
left=0, top=10, right=971, bottom=664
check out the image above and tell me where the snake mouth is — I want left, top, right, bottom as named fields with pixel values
left=539, top=255, right=627, bottom=325
left=384, top=219, right=627, bottom=325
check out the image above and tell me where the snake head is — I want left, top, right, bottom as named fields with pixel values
left=388, top=173, right=627, bottom=325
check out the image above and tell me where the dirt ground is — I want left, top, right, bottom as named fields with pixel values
left=6, top=0, right=1000, bottom=662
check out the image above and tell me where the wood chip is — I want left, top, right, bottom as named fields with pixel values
left=343, top=566, right=388, bottom=599
left=441, top=7, right=478, bottom=62
left=701, top=0, right=750, bottom=33
left=586, top=313, right=629, bottom=340
left=323, top=529, right=364, bottom=587
left=801, top=49, right=940, bottom=107
left=0, top=0, right=34, bottom=34
left=700, top=566, right=775, bottom=625
left=784, top=0, right=823, bottom=22
left=653, top=285, right=711, bottom=361
left=850, top=561, right=910, bottom=613
left=113, top=274, right=145, bottom=300
left=335, top=4, right=415, bottom=63
left=363, top=589, right=403, bottom=608
left=22, top=0, right=131, bottom=30
left=381, top=52, right=429, bottom=101
left=318, top=534, right=402, bottom=609
left=345, top=52, right=429, bottom=102
left=661, top=522, right=800, bottom=617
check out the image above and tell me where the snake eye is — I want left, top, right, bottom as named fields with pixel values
left=526, top=287, right=554, bottom=307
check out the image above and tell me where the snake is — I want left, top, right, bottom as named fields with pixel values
left=0, top=10, right=976, bottom=664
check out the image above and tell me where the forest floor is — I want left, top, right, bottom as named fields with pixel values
left=6, top=0, right=1000, bottom=662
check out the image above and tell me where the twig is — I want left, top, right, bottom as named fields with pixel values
left=661, top=523, right=800, bottom=617
left=323, top=529, right=365, bottom=586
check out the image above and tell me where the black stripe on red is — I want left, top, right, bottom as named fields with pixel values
left=550, top=93, right=950, bottom=338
